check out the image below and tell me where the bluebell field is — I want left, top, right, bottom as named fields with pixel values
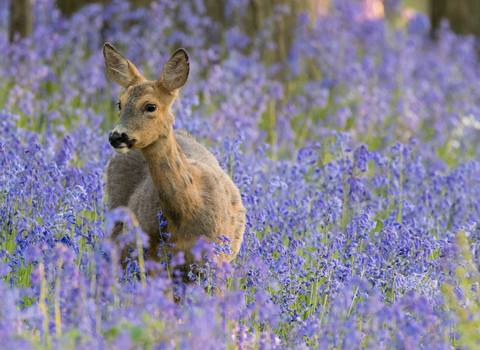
left=0, top=0, right=479, bottom=348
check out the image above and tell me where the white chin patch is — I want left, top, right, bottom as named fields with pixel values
left=114, top=147, right=130, bottom=154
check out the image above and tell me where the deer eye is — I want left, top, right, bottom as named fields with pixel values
left=145, top=104, right=156, bottom=112
left=116, top=102, right=121, bottom=111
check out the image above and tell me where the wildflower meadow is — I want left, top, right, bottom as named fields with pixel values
left=0, top=0, right=479, bottom=348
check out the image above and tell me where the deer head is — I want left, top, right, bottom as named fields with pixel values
left=103, top=43, right=190, bottom=154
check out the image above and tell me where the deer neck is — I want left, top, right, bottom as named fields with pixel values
left=140, top=131, right=202, bottom=225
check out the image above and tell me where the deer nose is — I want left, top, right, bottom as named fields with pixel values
left=109, top=131, right=129, bottom=148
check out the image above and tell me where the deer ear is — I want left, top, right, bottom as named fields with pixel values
left=103, top=43, right=144, bottom=89
left=158, top=48, right=190, bottom=93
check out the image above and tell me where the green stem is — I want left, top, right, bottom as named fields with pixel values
left=55, top=259, right=62, bottom=338
left=39, top=263, right=51, bottom=349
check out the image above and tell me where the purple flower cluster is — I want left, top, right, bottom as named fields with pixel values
left=0, top=0, right=479, bottom=348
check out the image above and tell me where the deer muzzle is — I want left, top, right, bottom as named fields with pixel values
left=109, top=131, right=136, bottom=154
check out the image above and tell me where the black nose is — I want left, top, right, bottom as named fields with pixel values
left=109, top=132, right=129, bottom=148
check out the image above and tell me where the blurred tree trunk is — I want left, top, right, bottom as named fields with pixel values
left=56, top=0, right=108, bottom=16
left=56, top=0, right=151, bottom=15
left=9, top=0, right=33, bottom=42
left=204, top=0, right=316, bottom=63
left=430, top=0, right=480, bottom=38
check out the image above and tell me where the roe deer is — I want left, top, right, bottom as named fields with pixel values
left=103, top=43, right=246, bottom=280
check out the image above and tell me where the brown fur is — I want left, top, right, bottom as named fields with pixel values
left=104, top=43, right=246, bottom=279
